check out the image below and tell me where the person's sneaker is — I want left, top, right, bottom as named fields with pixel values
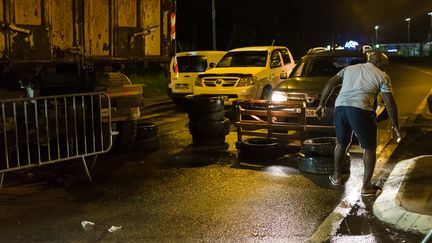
left=361, top=185, right=382, bottom=197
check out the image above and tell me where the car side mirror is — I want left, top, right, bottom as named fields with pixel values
left=209, top=62, right=216, bottom=68
left=280, top=72, right=288, bottom=80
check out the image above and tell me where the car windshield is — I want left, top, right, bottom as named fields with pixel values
left=216, top=51, right=267, bottom=67
left=177, top=56, right=208, bottom=72
left=290, top=56, right=365, bottom=77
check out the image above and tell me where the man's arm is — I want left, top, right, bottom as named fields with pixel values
left=316, top=75, right=342, bottom=118
left=381, top=92, right=402, bottom=142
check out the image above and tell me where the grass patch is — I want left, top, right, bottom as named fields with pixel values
left=122, top=64, right=168, bottom=98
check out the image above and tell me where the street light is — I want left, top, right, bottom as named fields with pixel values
left=405, top=18, right=411, bottom=43
left=211, top=0, right=217, bottom=50
left=374, top=25, right=379, bottom=45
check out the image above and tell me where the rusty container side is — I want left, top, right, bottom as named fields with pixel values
left=7, top=0, right=50, bottom=61
left=0, top=2, right=5, bottom=59
left=49, top=0, right=76, bottom=62
left=0, top=0, right=173, bottom=64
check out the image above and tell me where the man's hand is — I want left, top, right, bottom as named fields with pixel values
left=316, top=105, right=326, bottom=120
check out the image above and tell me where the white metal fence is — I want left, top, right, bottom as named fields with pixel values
left=0, top=92, right=112, bottom=188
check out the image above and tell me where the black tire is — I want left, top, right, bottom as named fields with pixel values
left=298, top=154, right=351, bottom=175
left=189, top=118, right=230, bottom=137
left=302, top=137, right=337, bottom=157
left=134, top=136, right=160, bottom=151
left=239, top=137, right=283, bottom=162
left=188, top=111, right=225, bottom=121
left=136, top=122, right=158, bottom=139
left=192, top=136, right=226, bottom=146
left=185, top=95, right=224, bottom=114
left=260, top=86, right=272, bottom=100
left=113, top=121, right=137, bottom=153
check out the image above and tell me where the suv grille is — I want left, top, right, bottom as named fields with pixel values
left=203, top=77, right=239, bottom=87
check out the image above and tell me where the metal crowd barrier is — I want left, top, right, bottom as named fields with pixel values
left=233, top=99, right=335, bottom=146
left=0, top=92, right=112, bottom=188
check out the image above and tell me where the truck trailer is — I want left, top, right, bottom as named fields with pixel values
left=0, top=0, right=176, bottom=152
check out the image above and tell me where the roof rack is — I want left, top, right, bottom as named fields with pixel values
left=306, top=47, right=326, bottom=54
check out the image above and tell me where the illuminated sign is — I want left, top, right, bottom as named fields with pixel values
left=344, top=40, right=359, bottom=50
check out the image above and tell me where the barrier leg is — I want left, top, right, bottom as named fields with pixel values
left=81, top=157, right=92, bottom=182
left=89, top=155, right=98, bottom=172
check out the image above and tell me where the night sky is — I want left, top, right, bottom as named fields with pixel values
left=177, top=0, right=432, bottom=58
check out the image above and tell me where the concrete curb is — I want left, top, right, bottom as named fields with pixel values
left=373, top=155, right=432, bottom=235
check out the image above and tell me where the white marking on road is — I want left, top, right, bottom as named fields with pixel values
left=404, top=65, right=432, bottom=76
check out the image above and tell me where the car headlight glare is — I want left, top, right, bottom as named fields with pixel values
left=271, top=91, right=288, bottom=102
left=195, top=77, right=203, bottom=87
left=237, top=76, right=256, bottom=87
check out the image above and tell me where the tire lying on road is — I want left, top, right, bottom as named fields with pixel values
left=134, top=122, right=160, bottom=152
left=302, top=137, right=337, bottom=157
left=136, top=122, right=158, bottom=139
left=298, top=154, right=351, bottom=175
left=134, top=136, right=160, bottom=151
left=238, top=137, right=283, bottom=162
left=113, top=121, right=137, bottom=153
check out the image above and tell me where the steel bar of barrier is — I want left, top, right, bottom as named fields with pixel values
left=234, top=99, right=334, bottom=145
left=0, top=92, right=112, bottom=189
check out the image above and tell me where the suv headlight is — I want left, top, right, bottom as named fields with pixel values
left=195, top=77, right=203, bottom=87
left=271, top=91, right=288, bottom=101
left=237, top=76, right=256, bottom=87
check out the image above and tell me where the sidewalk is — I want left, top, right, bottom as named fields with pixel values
left=373, top=109, right=432, bottom=235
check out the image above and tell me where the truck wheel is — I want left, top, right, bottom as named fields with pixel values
left=302, top=137, right=337, bottom=157
left=298, top=154, right=351, bottom=175
left=185, top=95, right=224, bottom=114
left=239, top=138, right=282, bottom=162
left=260, top=86, right=272, bottom=100
left=113, top=121, right=137, bottom=153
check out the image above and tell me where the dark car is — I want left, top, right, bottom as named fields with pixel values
left=270, top=47, right=386, bottom=134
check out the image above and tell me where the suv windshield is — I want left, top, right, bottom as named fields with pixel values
left=290, top=56, right=365, bottom=77
left=217, top=51, right=267, bottom=68
left=177, top=56, right=208, bottom=72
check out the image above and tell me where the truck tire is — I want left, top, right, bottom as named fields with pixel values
left=185, top=95, right=224, bottom=114
left=189, top=118, right=230, bottom=137
left=113, top=121, right=137, bottom=153
left=298, top=154, right=351, bottom=175
left=302, top=137, right=337, bottom=157
left=239, top=138, right=282, bottom=162
left=260, top=86, right=272, bottom=100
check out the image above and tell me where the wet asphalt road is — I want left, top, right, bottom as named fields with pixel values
left=0, top=60, right=430, bottom=242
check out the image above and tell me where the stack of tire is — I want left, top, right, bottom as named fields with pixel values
left=298, top=137, right=350, bottom=175
left=133, top=122, right=160, bottom=151
left=185, top=95, right=230, bottom=146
